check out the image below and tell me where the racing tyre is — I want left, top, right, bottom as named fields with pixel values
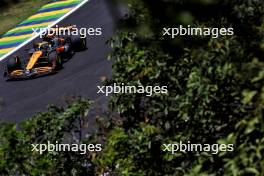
left=71, top=35, right=87, bottom=51
left=48, top=52, right=62, bottom=70
left=7, top=56, right=22, bottom=73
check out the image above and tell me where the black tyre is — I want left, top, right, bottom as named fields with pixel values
left=71, top=35, right=87, bottom=51
left=7, top=56, right=22, bottom=73
left=48, top=52, right=62, bottom=70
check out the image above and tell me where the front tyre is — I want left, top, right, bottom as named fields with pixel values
left=7, top=56, right=22, bottom=73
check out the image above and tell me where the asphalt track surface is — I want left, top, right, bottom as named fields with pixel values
left=0, top=0, right=116, bottom=122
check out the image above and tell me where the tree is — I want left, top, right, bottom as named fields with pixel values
left=0, top=97, right=96, bottom=175
left=96, top=0, right=264, bottom=175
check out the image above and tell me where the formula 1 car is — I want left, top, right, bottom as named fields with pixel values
left=4, top=25, right=86, bottom=80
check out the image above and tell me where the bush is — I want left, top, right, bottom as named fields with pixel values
left=96, top=0, right=264, bottom=175
left=0, top=97, right=95, bottom=175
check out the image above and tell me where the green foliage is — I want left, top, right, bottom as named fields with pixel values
left=0, top=0, right=263, bottom=175
left=96, top=124, right=160, bottom=175
left=0, top=97, right=94, bottom=175
left=97, top=0, right=264, bottom=175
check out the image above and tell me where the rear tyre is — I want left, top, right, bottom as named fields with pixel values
left=71, top=35, right=87, bottom=51
left=7, top=56, right=22, bottom=73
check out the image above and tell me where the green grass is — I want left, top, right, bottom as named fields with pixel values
left=0, top=0, right=51, bottom=35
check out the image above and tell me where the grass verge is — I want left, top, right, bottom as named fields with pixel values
left=0, top=0, right=51, bottom=35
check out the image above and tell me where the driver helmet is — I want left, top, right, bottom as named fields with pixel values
left=43, top=34, right=54, bottom=42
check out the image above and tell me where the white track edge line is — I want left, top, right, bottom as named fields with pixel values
left=0, top=0, right=90, bottom=62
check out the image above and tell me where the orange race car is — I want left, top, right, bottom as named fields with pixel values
left=4, top=25, right=87, bottom=80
